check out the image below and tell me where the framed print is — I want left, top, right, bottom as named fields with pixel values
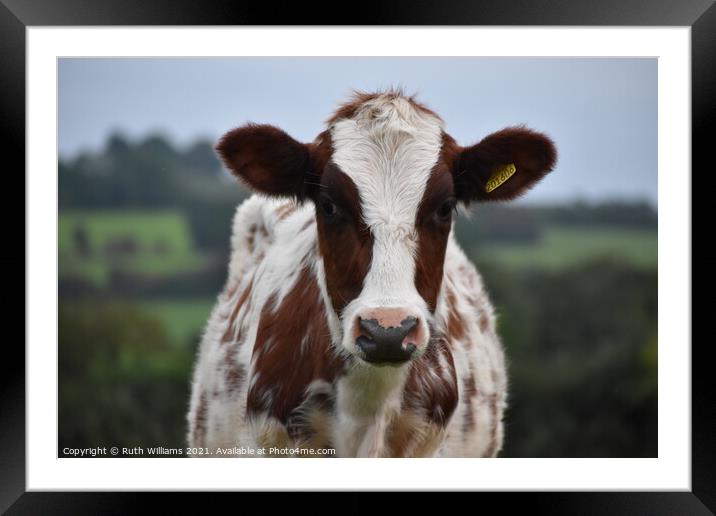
left=4, top=0, right=711, bottom=512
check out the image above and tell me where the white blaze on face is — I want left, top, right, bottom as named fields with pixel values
left=329, top=95, right=444, bottom=356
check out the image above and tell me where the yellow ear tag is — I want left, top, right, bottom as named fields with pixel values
left=485, top=163, right=517, bottom=193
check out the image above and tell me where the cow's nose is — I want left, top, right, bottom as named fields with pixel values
left=355, top=311, right=420, bottom=364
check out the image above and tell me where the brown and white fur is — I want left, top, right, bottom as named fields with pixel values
left=187, top=91, right=556, bottom=457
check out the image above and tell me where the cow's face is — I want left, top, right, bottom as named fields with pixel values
left=217, top=92, right=556, bottom=366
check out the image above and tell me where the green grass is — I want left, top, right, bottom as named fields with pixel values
left=120, top=254, right=208, bottom=276
left=59, top=211, right=206, bottom=285
left=59, top=211, right=194, bottom=255
left=137, top=298, right=216, bottom=347
left=471, top=226, right=657, bottom=270
left=58, top=253, right=210, bottom=286
left=58, top=259, right=111, bottom=285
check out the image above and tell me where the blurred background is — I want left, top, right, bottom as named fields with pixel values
left=58, top=57, right=657, bottom=457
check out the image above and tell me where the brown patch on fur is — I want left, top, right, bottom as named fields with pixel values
left=462, top=367, right=478, bottom=437
left=414, top=144, right=456, bottom=312
left=225, top=360, right=246, bottom=393
left=224, top=278, right=240, bottom=300
left=221, top=278, right=254, bottom=344
left=387, top=412, right=444, bottom=457
left=403, top=338, right=458, bottom=427
left=286, top=389, right=335, bottom=448
left=479, top=312, right=490, bottom=333
left=247, top=267, right=346, bottom=422
left=440, top=132, right=461, bottom=172
left=445, top=288, right=466, bottom=342
left=192, top=392, right=208, bottom=447
left=326, top=89, right=443, bottom=126
left=486, top=394, right=500, bottom=457
left=275, top=202, right=297, bottom=221
left=314, top=163, right=373, bottom=313
left=246, top=224, right=257, bottom=252
left=255, top=418, right=293, bottom=455
left=308, top=130, right=334, bottom=164
left=491, top=369, right=500, bottom=386
left=304, top=130, right=334, bottom=198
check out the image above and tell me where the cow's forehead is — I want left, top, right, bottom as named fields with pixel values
left=327, top=94, right=444, bottom=230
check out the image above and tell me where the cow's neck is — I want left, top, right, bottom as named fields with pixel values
left=334, top=361, right=410, bottom=457
left=338, top=360, right=409, bottom=415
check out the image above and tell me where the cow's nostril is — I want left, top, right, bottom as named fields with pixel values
left=401, top=316, right=418, bottom=333
left=356, top=315, right=419, bottom=364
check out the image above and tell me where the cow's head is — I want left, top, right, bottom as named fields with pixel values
left=217, top=91, right=556, bottom=366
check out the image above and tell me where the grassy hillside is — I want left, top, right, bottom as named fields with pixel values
left=137, top=298, right=216, bottom=347
left=59, top=211, right=193, bottom=254
left=59, top=211, right=209, bottom=285
left=470, top=225, right=657, bottom=271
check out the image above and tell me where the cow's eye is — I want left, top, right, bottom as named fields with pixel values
left=319, top=197, right=337, bottom=217
left=436, top=199, right=457, bottom=221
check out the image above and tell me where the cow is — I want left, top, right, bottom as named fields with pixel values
left=187, top=90, right=556, bottom=457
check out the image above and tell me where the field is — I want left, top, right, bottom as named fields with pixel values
left=136, top=298, right=216, bottom=347
left=59, top=211, right=194, bottom=254
left=59, top=211, right=209, bottom=285
left=470, top=226, right=657, bottom=271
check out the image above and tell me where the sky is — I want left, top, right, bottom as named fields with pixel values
left=59, top=57, right=657, bottom=205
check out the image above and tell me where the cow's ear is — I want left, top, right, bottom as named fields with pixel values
left=216, top=124, right=313, bottom=199
left=453, top=126, right=556, bottom=203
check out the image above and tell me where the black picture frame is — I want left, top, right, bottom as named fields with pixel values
left=4, top=0, right=710, bottom=513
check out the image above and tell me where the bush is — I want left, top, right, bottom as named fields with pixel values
left=480, top=259, right=658, bottom=457
left=59, top=303, right=194, bottom=454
